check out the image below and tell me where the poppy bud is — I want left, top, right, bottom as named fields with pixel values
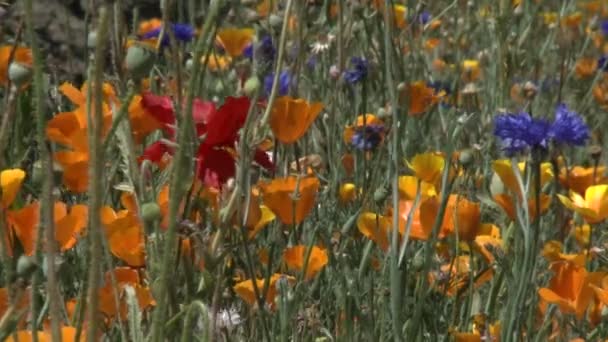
left=125, top=43, right=156, bottom=80
left=87, top=31, right=98, bottom=49
left=185, top=58, right=194, bottom=72
left=458, top=149, right=474, bottom=167
left=269, top=14, right=283, bottom=28
left=243, top=76, right=261, bottom=96
left=373, top=185, right=389, bottom=203
left=16, top=255, right=37, bottom=279
left=489, top=172, right=505, bottom=197
left=141, top=202, right=162, bottom=223
left=8, top=62, right=32, bottom=87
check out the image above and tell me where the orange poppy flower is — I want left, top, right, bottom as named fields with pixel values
left=283, top=245, right=328, bottom=280
left=473, top=224, right=503, bottom=263
left=574, top=58, right=598, bottom=79
left=559, top=166, right=608, bottom=195
left=5, top=331, right=50, bottom=342
left=573, top=224, right=590, bottom=248
left=404, top=81, right=442, bottom=116
left=0, top=287, right=30, bottom=327
left=493, top=193, right=551, bottom=222
left=233, top=273, right=295, bottom=307
left=538, top=260, right=605, bottom=319
left=216, top=28, right=255, bottom=57
left=101, top=205, right=145, bottom=267
left=0, top=46, right=32, bottom=86
left=259, top=176, right=319, bottom=225
left=558, top=184, right=608, bottom=224
left=7, top=202, right=39, bottom=255
left=428, top=255, right=493, bottom=297
left=247, top=205, right=275, bottom=239
left=594, top=74, right=608, bottom=109
left=54, top=202, right=88, bottom=251
left=590, top=275, right=608, bottom=306
left=270, top=96, right=323, bottom=144
left=6, top=201, right=88, bottom=256
left=128, top=95, right=163, bottom=143
left=1, top=168, right=26, bottom=208
left=98, top=267, right=155, bottom=320
left=491, top=159, right=553, bottom=197
left=201, top=53, right=232, bottom=71
left=542, top=240, right=586, bottom=264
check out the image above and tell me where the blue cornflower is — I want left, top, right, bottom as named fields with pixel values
left=601, top=20, right=608, bottom=36
left=494, top=112, right=552, bottom=155
left=550, top=104, right=589, bottom=146
left=141, top=23, right=194, bottom=46
left=264, top=71, right=292, bottom=97
left=351, top=125, right=384, bottom=151
left=418, top=11, right=432, bottom=25
left=243, top=35, right=276, bottom=61
left=344, top=57, right=368, bottom=84
left=599, top=56, right=608, bottom=72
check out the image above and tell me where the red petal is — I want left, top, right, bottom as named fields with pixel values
left=139, top=141, right=173, bottom=164
left=254, top=149, right=274, bottom=170
left=141, top=92, right=175, bottom=127
left=192, top=98, right=216, bottom=124
left=205, top=96, right=250, bottom=146
left=196, top=146, right=235, bottom=189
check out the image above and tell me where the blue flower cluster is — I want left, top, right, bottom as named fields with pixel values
left=344, top=57, right=368, bottom=84
left=243, top=35, right=276, bottom=62
left=141, top=23, right=194, bottom=47
left=264, top=71, right=293, bottom=97
left=494, top=103, right=589, bottom=155
left=351, top=125, right=384, bottom=151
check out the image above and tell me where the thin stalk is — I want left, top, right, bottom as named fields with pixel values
left=260, top=0, right=294, bottom=126
left=85, top=6, right=110, bottom=342
left=150, top=2, right=222, bottom=340
left=24, top=0, right=61, bottom=340
left=382, top=1, right=403, bottom=340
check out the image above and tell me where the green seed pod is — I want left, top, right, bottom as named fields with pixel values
left=410, top=248, right=425, bottom=271
left=269, top=14, right=283, bottom=28
left=185, top=58, right=194, bottom=72
left=141, top=202, right=162, bottom=223
left=458, top=149, right=474, bottom=167
left=243, top=76, right=261, bottom=97
left=16, top=255, right=37, bottom=279
left=489, top=172, right=505, bottom=197
left=373, top=185, right=390, bottom=203
left=8, top=62, right=32, bottom=87
left=125, top=43, right=156, bottom=80
left=87, top=31, right=98, bottom=49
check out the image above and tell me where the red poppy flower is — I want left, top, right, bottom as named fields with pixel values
left=140, top=95, right=274, bottom=189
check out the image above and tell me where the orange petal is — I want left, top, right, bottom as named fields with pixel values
left=1, top=168, right=26, bottom=207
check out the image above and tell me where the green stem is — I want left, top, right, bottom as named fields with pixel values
left=85, top=6, right=110, bottom=342
left=150, top=2, right=222, bottom=340
left=24, top=0, right=61, bottom=339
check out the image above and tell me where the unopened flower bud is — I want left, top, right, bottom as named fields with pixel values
left=125, top=43, right=156, bottom=80
left=141, top=202, right=162, bottom=223
left=243, top=76, right=261, bottom=96
left=8, top=62, right=32, bottom=87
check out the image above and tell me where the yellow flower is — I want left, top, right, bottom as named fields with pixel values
left=461, top=59, right=481, bottom=81
left=407, top=152, right=445, bottom=184
left=1, top=169, right=26, bottom=208
left=558, top=184, right=608, bottom=224
left=398, top=175, right=436, bottom=200
left=339, top=183, right=357, bottom=203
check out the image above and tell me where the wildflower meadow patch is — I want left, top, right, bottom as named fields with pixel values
left=2, top=0, right=608, bottom=341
